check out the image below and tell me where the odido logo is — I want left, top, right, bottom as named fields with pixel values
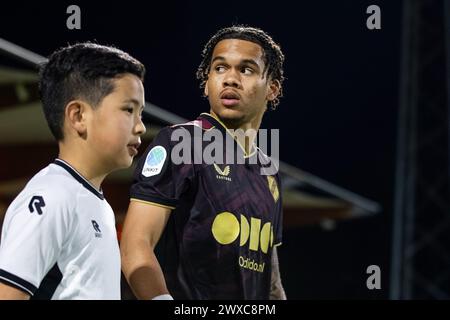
left=211, top=212, right=274, bottom=254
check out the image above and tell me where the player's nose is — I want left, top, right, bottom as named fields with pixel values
left=223, top=69, right=241, bottom=89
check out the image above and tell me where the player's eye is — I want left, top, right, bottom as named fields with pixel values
left=215, top=65, right=226, bottom=73
left=241, top=67, right=253, bottom=75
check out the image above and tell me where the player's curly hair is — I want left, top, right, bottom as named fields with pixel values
left=196, top=25, right=285, bottom=110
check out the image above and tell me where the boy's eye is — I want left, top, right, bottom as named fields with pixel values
left=124, top=107, right=133, bottom=113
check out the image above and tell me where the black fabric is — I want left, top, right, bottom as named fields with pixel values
left=0, top=268, right=37, bottom=295
left=31, top=264, right=63, bottom=300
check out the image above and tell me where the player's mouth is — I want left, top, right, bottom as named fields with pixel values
left=220, top=90, right=240, bottom=107
left=127, top=141, right=141, bottom=157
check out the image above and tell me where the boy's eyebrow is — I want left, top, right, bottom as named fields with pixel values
left=123, top=98, right=144, bottom=107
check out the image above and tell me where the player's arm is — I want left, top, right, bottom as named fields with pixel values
left=120, top=200, right=172, bottom=300
left=269, top=246, right=287, bottom=300
left=0, top=282, right=30, bottom=300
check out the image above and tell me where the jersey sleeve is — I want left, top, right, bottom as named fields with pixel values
left=130, top=126, right=196, bottom=210
left=0, top=186, right=72, bottom=296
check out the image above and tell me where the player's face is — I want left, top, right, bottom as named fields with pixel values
left=88, top=73, right=146, bottom=172
left=205, top=39, right=279, bottom=130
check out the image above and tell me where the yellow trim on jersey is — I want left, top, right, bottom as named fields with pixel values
left=201, top=113, right=257, bottom=158
left=130, top=198, right=175, bottom=210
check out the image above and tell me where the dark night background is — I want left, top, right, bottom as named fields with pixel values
left=0, top=0, right=403, bottom=299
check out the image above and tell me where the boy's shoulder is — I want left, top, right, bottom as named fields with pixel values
left=13, top=162, right=82, bottom=210
left=1, top=162, right=84, bottom=230
left=28, top=162, right=82, bottom=193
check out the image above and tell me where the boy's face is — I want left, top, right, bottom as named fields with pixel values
left=88, top=73, right=146, bottom=172
left=204, top=39, right=279, bottom=129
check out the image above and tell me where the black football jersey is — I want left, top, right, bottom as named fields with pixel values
left=130, top=113, right=283, bottom=299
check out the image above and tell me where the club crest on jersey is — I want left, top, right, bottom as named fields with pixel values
left=213, top=163, right=231, bottom=181
left=142, top=146, right=167, bottom=177
left=267, top=175, right=279, bottom=202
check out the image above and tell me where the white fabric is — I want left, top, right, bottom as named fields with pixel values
left=0, top=160, right=121, bottom=299
left=152, top=294, right=174, bottom=300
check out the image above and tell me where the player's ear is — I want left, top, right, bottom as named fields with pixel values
left=266, top=79, right=280, bottom=102
left=204, top=80, right=209, bottom=97
left=65, top=100, right=89, bottom=137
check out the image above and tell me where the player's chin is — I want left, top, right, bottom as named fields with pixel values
left=217, top=106, right=244, bottom=119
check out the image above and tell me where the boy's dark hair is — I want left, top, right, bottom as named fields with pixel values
left=196, top=25, right=285, bottom=109
left=39, top=42, right=145, bottom=140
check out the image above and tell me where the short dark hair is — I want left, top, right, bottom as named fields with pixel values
left=196, top=25, right=285, bottom=109
left=39, top=42, right=145, bottom=141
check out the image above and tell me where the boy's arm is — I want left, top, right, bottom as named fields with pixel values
left=0, top=282, right=30, bottom=300
left=120, top=200, right=172, bottom=300
left=0, top=187, right=69, bottom=300
left=270, top=246, right=287, bottom=300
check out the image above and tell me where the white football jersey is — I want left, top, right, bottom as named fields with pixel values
left=0, top=159, right=121, bottom=299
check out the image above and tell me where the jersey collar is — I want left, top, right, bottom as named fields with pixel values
left=198, top=113, right=257, bottom=159
left=53, top=159, right=105, bottom=200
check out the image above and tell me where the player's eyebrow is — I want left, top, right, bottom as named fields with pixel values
left=211, top=56, right=226, bottom=64
left=212, top=56, right=261, bottom=70
left=240, top=59, right=260, bottom=70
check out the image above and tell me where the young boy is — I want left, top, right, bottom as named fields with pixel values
left=0, top=42, right=146, bottom=299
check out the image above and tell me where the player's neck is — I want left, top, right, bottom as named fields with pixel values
left=209, top=111, right=262, bottom=155
left=235, top=129, right=257, bottom=155
left=58, top=143, right=107, bottom=191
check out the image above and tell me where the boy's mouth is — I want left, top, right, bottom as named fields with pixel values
left=127, top=142, right=141, bottom=156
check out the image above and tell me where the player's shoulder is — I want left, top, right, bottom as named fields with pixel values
left=147, top=117, right=214, bottom=149
left=169, top=116, right=215, bottom=133
left=255, top=146, right=281, bottom=177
